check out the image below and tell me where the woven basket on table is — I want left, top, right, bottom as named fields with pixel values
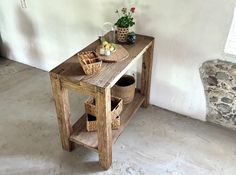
left=85, top=96, right=123, bottom=132
left=77, top=51, right=102, bottom=75
left=117, top=27, right=129, bottom=43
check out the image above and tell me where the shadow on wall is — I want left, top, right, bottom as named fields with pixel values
left=0, top=33, right=10, bottom=58
left=16, top=6, right=42, bottom=65
left=0, top=7, right=10, bottom=59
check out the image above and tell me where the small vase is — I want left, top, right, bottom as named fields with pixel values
left=117, top=27, right=129, bottom=43
left=127, top=32, right=136, bottom=44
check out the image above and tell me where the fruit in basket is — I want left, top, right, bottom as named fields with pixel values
left=101, top=40, right=116, bottom=54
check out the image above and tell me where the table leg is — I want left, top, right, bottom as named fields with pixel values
left=96, top=87, right=112, bottom=170
left=50, top=73, right=73, bottom=151
left=141, top=41, right=154, bottom=108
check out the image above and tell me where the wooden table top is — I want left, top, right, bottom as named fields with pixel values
left=50, top=34, right=154, bottom=89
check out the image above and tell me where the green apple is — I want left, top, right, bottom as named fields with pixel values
left=102, top=41, right=108, bottom=46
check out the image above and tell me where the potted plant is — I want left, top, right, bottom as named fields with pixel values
left=115, top=7, right=136, bottom=43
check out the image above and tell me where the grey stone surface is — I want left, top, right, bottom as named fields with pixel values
left=216, top=72, right=229, bottom=80
left=1, top=58, right=236, bottom=175
left=216, top=103, right=232, bottom=114
left=200, top=59, right=236, bottom=130
left=206, top=76, right=218, bottom=86
left=210, top=96, right=218, bottom=103
left=221, top=97, right=233, bottom=104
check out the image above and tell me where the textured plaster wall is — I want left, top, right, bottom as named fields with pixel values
left=1, top=0, right=236, bottom=121
left=134, top=0, right=236, bottom=120
left=0, top=0, right=106, bottom=70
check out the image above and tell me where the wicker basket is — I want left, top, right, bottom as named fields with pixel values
left=86, top=114, right=120, bottom=132
left=112, top=75, right=135, bottom=104
left=85, top=96, right=123, bottom=132
left=78, top=51, right=102, bottom=75
left=117, top=27, right=129, bottom=43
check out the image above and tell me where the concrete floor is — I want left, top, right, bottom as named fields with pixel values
left=0, top=58, right=236, bottom=175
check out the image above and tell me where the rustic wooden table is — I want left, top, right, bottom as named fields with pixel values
left=49, top=34, right=154, bottom=170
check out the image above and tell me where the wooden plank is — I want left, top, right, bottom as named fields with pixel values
left=69, top=92, right=144, bottom=150
left=50, top=34, right=154, bottom=89
left=50, top=72, right=73, bottom=151
left=70, top=114, right=98, bottom=152
left=141, top=41, right=154, bottom=107
left=96, top=88, right=112, bottom=170
left=61, top=78, right=97, bottom=96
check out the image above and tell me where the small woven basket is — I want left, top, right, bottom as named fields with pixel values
left=86, top=115, right=97, bottom=132
left=78, top=51, right=102, bottom=75
left=117, top=27, right=129, bottom=43
left=85, top=96, right=123, bottom=132
left=86, top=114, right=120, bottom=132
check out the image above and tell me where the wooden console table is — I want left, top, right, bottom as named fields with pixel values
left=50, top=34, right=154, bottom=170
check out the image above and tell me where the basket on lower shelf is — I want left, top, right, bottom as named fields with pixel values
left=112, top=75, right=135, bottom=104
left=86, top=114, right=120, bottom=132
left=85, top=96, right=123, bottom=132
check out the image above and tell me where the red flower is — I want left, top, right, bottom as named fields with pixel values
left=130, top=7, right=135, bottom=13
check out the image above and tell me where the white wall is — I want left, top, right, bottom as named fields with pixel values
left=1, top=0, right=236, bottom=121
left=0, top=0, right=107, bottom=70
left=134, top=0, right=236, bottom=120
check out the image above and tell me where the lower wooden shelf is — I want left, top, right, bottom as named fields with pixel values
left=70, top=91, right=145, bottom=151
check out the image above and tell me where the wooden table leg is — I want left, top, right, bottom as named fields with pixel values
left=96, top=87, right=112, bottom=170
left=141, top=41, right=154, bottom=108
left=50, top=73, right=73, bottom=151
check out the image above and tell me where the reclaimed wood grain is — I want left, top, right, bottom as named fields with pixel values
left=50, top=34, right=154, bottom=89
left=141, top=41, right=154, bottom=107
left=96, top=88, right=112, bottom=169
left=50, top=72, right=73, bottom=151
left=61, top=78, right=97, bottom=96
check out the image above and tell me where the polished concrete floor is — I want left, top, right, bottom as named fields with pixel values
left=0, top=58, right=236, bottom=175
